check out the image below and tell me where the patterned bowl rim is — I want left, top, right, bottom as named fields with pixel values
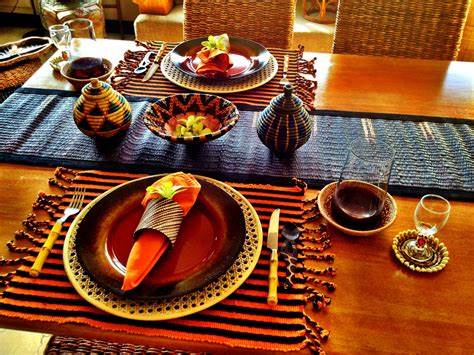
left=317, top=181, right=398, bottom=237
left=143, top=93, right=240, bottom=143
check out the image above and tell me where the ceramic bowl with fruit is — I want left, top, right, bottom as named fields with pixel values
left=61, top=57, right=113, bottom=90
left=143, top=93, right=239, bottom=144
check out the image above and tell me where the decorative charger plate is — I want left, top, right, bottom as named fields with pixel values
left=160, top=52, right=278, bottom=94
left=64, top=175, right=263, bottom=321
left=169, top=37, right=271, bottom=80
left=74, top=176, right=246, bottom=299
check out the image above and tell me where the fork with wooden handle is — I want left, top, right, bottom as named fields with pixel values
left=29, top=187, right=86, bottom=277
left=279, top=55, right=290, bottom=86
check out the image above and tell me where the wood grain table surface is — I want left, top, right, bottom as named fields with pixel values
left=1, top=39, right=473, bottom=353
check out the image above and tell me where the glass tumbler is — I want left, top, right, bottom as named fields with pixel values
left=65, top=19, right=97, bottom=58
left=333, top=137, right=395, bottom=229
left=49, top=24, right=72, bottom=58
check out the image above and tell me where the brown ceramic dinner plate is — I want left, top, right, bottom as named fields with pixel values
left=169, top=37, right=271, bottom=79
left=75, top=175, right=246, bottom=300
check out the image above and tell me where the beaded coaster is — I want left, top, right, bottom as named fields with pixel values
left=392, top=230, right=449, bottom=272
left=160, top=52, right=278, bottom=94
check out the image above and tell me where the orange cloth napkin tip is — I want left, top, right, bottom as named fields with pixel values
left=121, top=173, right=201, bottom=291
left=196, top=34, right=233, bottom=76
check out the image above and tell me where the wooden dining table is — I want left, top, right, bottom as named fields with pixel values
left=0, top=38, right=473, bottom=353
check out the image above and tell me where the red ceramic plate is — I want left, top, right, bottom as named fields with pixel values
left=75, top=175, right=246, bottom=300
left=169, top=37, right=271, bottom=79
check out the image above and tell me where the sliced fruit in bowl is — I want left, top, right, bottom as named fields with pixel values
left=143, top=93, right=239, bottom=144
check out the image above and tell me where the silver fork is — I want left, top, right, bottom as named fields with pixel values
left=30, top=187, right=86, bottom=277
left=279, top=55, right=290, bottom=86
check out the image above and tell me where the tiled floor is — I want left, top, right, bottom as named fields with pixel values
left=0, top=329, right=51, bottom=355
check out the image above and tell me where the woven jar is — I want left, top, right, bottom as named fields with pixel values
left=256, top=84, right=313, bottom=155
left=73, top=78, right=132, bottom=138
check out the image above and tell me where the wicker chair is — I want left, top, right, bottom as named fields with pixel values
left=333, top=0, right=471, bottom=60
left=183, top=0, right=296, bottom=49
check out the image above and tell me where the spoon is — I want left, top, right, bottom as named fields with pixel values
left=281, top=222, right=301, bottom=241
left=281, top=222, right=301, bottom=256
left=280, top=222, right=301, bottom=289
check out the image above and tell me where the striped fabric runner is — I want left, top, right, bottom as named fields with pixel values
left=111, top=42, right=317, bottom=110
left=0, top=169, right=331, bottom=353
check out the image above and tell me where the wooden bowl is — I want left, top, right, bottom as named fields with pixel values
left=144, top=93, right=240, bottom=144
left=317, top=181, right=398, bottom=236
left=60, top=57, right=113, bottom=90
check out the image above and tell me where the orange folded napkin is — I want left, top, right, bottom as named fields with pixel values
left=196, top=34, right=233, bottom=76
left=122, top=173, right=201, bottom=291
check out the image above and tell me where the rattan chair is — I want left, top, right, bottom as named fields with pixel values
left=333, top=0, right=471, bottom=60
left=183, top=0, right=296, bottom=49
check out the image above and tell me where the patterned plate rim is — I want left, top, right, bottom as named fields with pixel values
left=63, top=175, right=263, bottom=321
left=160, top=52, right=279, bottom=94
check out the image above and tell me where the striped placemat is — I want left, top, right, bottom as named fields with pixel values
left=111, top=41, right=317, bottom=110
left=0, top=168, right=333, bottom=354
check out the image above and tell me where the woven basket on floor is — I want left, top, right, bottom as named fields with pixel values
left=183, top=0, right=296, bottom=49
left=46, top=335, right=205, bottom=354
left=332, top=0, right=471, bottom=60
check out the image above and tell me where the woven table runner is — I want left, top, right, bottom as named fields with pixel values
left=0, top=168, right=333, bottom=354
left=111, top=41, right=317, bottom=110
left=0, top=90, right=473, bottom=199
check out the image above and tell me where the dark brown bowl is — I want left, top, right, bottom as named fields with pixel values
left=317, top=181, right=398, bottom=236
left=61, top=57, right=113, bottom=90
left=74, top=175, right=247, bottom=300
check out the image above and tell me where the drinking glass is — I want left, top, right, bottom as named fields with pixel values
left=65, top=19, right=96, bottom=58
left=333, top=137, right=395, bottom=229
left=49, top=24, right=71, bottom=58
left=65, top=18, right=96, bottom=40
left=401, top=194, right=451, bottom=264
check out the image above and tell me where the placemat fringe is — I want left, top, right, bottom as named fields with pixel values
left=296, top=45, right=318, bottom=110
left=0, top=169, right=73, bottom=291
left=110, top=41, right=317, bottom=110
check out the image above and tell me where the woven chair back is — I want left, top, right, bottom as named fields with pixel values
left=333, top=0, right=471, bottom=60
left=183, top=0, right=296, bottom=49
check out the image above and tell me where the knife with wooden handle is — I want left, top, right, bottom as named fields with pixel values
left=267, top=208, right=280, bottom=305
left=142, top=42, right=167, bottom=82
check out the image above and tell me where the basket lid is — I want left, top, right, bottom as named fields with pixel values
left=270, top=84, right=303, bottom=112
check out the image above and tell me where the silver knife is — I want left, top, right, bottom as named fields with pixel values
left=267, top=208, right=280, bottom=305
left=142, top=43, right=167, bottom=82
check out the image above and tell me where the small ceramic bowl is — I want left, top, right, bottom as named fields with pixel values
left=60, top=57, right=113, bottom=90
left=143, top=93, right=240, bottom=144
left=317, top=181, right=397, bottom=236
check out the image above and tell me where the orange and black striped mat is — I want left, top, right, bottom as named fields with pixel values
left=111, top=41, right=318, bottom=111
left=0, top=168, right=333, bottom=353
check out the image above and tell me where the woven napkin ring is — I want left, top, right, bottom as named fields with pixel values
left=133, top=198, right=183, bottom=246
